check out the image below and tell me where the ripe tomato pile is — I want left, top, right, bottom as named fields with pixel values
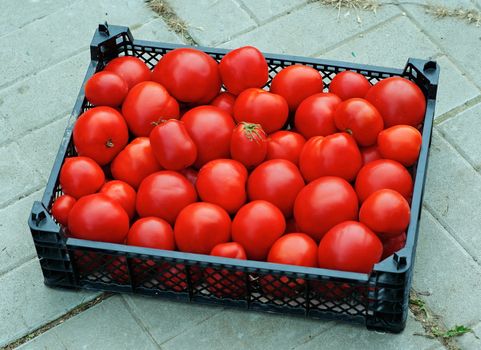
left=52, top=46, right=426, bottom=280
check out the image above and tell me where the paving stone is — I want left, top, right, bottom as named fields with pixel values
left=131, top=18, right=184, bottom=43
left=219, top=2, right=400, bottom=56
left=0, top=110, right=14, bottom=145
left=168, top=0, right=256, bottom=46
left=238, top=0, right=309, bottom=23
left=458, top=321, right=481, bottom=349
left=439, top=102, right=481, bottom=169
left=0, top=260, right=99, bottom=347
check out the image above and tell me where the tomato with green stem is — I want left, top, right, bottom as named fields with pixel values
left=230, top=122, right=267, bottom=168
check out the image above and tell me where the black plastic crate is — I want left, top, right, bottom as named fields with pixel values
left=28, top=24, right=439, bottom=333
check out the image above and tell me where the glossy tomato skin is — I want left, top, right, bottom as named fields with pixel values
left=270, top=65, right=324, bottom=111
left=294, top=93, right=341, bottom=139
left=366, top=76, right=426, bottom=128
left=174, top=203, right=231, bottom=254
left=210, top=92, right=236, bottom=115
left=51, top=195, right=76, bottom=226
left=196, top=159, right=247, bottom=214
left=230, top=122, right=267, bottom=168
left=329, top=71, right=371, bottom=100
left=381, top=232, right=406, bottom=260
left=359, top=189, right=411, bottom=238
left=210, top=242, right=247, bottom=259
left=99, top=180, right=136, bottom=220
left=318, top=221, right=383, bottom=274
left=104, top=56, right=151, bottom=89
left=73, top=107, right=129, bottom=165
left=378, top=125, right=422, bottom=167
left=136, top=171, right=197, bottom=224
left=266, top=130, right=305, bottom=166
left=247, top=159, right=305, bottom=217
left=299, top=133, right=362, bottom=182
left=150, top=119, right=197, bottom=170
left=181, top=106, right=235, bottom=168
left=334, top=98, right=384, bottom=147
left=127, top=217, right=175, bottom=250
left=68, top=193, right=129, bottom=243
left=152, top=48, right=221, bottom=103
left=179, top=167, right=198, bottom=186
left=355, top=159, right=413, bottom=202
left=232, top=200, right=286, bottom=261
left=267, top=233, right=318, bottom=267
left=122, top=81, right=179, bottom=137
left=219, top=46, right=268, bottom=95
left=360, top=145, right=382, bottom=165
left=85, top=71, right=128, bottom=107
left=233, top=88, right=288, bottom=134
left=60, top=157, right=105, bottom=199
left=111, top=137, right=162, bottom=189
left=294, top=176, right=359, bottom=242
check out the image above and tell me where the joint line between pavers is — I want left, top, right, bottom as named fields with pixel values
left=0, top=182, right=46, bottom=211
left=0, top=255, right=37, bottom=278
left=290, top=321, right=338, bottom=350
left=434, top=95, right=481, bottom=126
left=234, top=0, right=261, bottom=25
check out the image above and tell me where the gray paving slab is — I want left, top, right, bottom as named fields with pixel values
left=238, top=0, right=309, bottom=23
left=131, top=18, right=184, bottom=43
left=458, top=321, right=481, bottom=349
left=0, top=110, right=14, bottom=145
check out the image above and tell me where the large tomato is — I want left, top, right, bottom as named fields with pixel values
left=60, top=157, right=105, bottom=199
left=299, top=133, right=362, bottom=182
left=84, top=71, right=128, bottom=107
left=270, top=65, right=324, bottom=111
left=210, top=242, right=247, bottom=259
left=366, top=76, right=426, bottom=128
left=111, top=137, right=161, bottom=189
left=152, top=48, right=221, bottom=103
left=122, top=81, right=179, bottom=137
left=99, top=180, right=136, bottom=220
left=381, top=232, right=407, bottom=260
left=355, top=159, right=413, bottom=202
left=136, top=171, right=197, bottom=224
left=196, top=159, right=247, bottom=214
left=267, top=233, right=318, bottom=267
left=210, top=92, right=236, bottom=115
left=104, top=56, right=151, bottom=89
left=232, top=200, right=286, bottom=261
left=127, top=217, right=175, bottom=250
left=68, top=193, right=129, bottom=243
left=377, top=125, right=422, bottom=167
left=51, top=195, right=76, bottom=226
left=318, top=221, right=383, bottom=274
left=294, top=93, right=341, bottom=139
left=181, top=106, right=235, bottom=168
left=230, top=122, right=267, bottom=168
left=150, top=119, right=197, bottom=170
left=266, top=131, right=305, bottom=166
left=334, top=98, right=384, bottom=147
left=174, top=202, right=231, bottom=254
left=219, top=46, right=268, bottom=95
left=360, top=145, right=382, bottom=165
left=247, top=159, right=305, bottom=217
left=233, top=88, right=288, bottom=134
left=294, top=176, right=358, bottom=241
left=329, top=71, right=371, bottom=100
left=73, top=106, right=129, bottom=165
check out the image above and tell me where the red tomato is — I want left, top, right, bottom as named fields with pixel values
left=334, top=98, right=384, bottom=147
left=136, top=171, right=197, bottom=224
left=294, top=93, right=341, bottom=139
left=127, top=217, right=175, bottom=250
left=366, top=76, right=426, bottom=128
left=260, top=274, right=305, bottom=298
left=179, top=167, right=198, bottom=186
left=233, top=88, right=288, bottom=134
left=99, top=180, right=136, bottom=220
left=219, top=46, right=268, bottom=95
left=196, top=159, right=247, bottom=214
left=355, top=159, right=413, bottom=202
left=378, top=125, right=422, bottom=167
left=68, top=193, right=129, bottom=243
left=381, top=232, right=407, bottom=260
left=111, top=137, right=161, bottom=189
left=85, top=71, right=128, bottom=107
left=181, top=106, right=235, bottom=168
left=159, top=263, right=202, bottom=292
left=210, top=242, right=247, bottom=259
left=210, top=92, right=236, bottom=114
left=104, top=56, right=151, bottom=89
left=329, top=71, right=371, bottom=100
left=360, top=145, right=382, bottom=165
left=270, top=65, right=324, bottom=111
left=294, top=176, right=358, bottom=241
left=73, top=107, right=129, bottom=165
left=174, top=203, right=231, bottom=254
left=268, top=233, right=318, bottom=267
left=299, top=133, right=362, bottom=182
left=232, top=200, right=286, bottom=261
left=51, top=195, right=76, bottom=226
left=266, top=130, right=305, bottom=166
left=122, top=81, right=179, bottom=137
left=152, top=48, right=221, bottom=103
left=60, top=157, right=105, bottom=199
left=247, top=159, right=305, bottom=217
left=230, top=122, right=267, bottom=168
left=150, top=119, right=197, bottom=170
left=359, top=189, right=410, bottom=238
left=318, top=221, right=383, bottom=273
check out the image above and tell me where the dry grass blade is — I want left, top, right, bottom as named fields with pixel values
left=318, top=0, right=380, bottom=12
left=425, top=4, right=481, bottom=27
